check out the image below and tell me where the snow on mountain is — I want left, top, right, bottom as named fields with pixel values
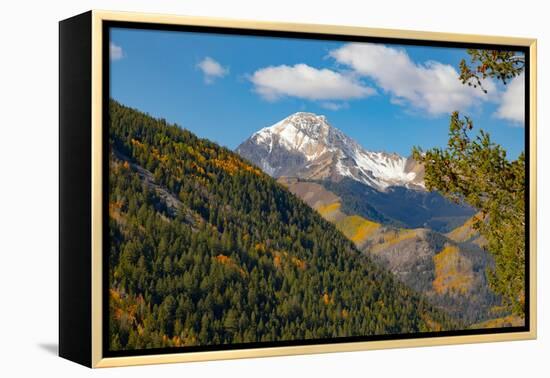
left=236, top=112, right=424, bottom=192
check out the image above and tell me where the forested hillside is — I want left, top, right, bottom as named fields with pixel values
left=108, top=100, right=456, bottom=351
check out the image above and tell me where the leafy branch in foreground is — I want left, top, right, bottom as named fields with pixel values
left=459, top=49, right=525, bottom=93
left=412, top=112, right=525, bottom=316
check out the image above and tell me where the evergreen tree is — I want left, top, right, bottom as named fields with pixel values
left=412, top=113, right=525, bottom=315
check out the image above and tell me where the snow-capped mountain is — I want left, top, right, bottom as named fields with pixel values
left=236, top=112, right=424, bottom=192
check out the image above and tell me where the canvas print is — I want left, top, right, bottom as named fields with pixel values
left=106, top=26, right=527, bottom=354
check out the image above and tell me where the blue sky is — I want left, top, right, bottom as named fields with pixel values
left=110, top=27, right=525, bottom=159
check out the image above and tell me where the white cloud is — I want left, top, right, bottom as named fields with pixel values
left=110, top=42, right=124, bottom=61
left=329, top=43, right=497, bottom=115
left=495, top=73, right=524, bottom=125
left=249, top=63, right=375, bottom=101
left=197, top=57, right=229, bottom=84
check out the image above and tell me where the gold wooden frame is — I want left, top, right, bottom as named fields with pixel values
left=89, top=10, right=537, bottom=368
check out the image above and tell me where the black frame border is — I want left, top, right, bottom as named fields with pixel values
left=59, top=11, right=93, bottom=367
left=101, top=20, right=531, bottom=359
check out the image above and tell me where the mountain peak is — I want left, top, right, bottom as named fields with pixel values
left=263, top=112, right=333, bottom=139
left=237, top=114, right=425, bottom=191
left=248, top=112, right=337, bottom=163
left=286, top=111, right=328, bottom=123
left=288, top=111, right=325, bottom=118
